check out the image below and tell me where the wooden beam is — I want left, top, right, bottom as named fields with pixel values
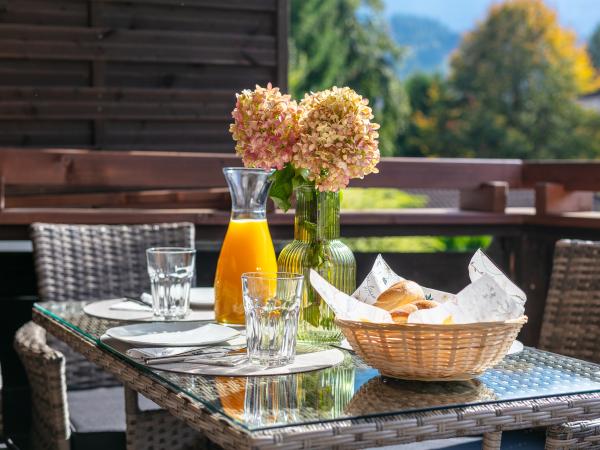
left=535, top=182, right=593, bottom=215
left=6, top=188, right=231, bottom=209
left=350, top=157, right=523, bottom=189
left=276, top=0, right=289, bottom=92
left=0, top=207, right=528, bottom=226
left=523, top=161, right=600, bottom=191
left=459, top=181, right=508, bottom=213
left=0, top=149, right=527, bottom=190
left=0, top=148, right=241, bottom=188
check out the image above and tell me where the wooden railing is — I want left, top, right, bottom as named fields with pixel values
left=0, top=148, right=597, bottom=233
left=1, top=147, right=599, bottom=346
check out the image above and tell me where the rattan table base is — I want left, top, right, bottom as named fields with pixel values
left=33, top=309, right=600, bottom=450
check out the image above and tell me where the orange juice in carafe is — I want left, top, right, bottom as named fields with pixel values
left=214, top=168, right=276, bottom=325
left=214, top=219, right=276, bottom=324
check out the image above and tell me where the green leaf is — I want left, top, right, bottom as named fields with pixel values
left=292, top=168, right=311, bottom=190
left=269, top=164, right=295, bottom=211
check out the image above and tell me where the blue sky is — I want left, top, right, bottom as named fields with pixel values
left=383, top=0, right=600, bottom=38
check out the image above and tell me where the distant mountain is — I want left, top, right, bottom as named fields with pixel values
left=389, top=14, right=460, bottom=78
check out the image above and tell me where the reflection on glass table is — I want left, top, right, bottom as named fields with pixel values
left=34, top=300, right=600, bottom=431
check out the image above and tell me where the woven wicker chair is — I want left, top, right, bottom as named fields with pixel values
left=539, top=239, right=600, bottom=449
left=32, top=222, right=196, bottom=389
left=28, top=222, right=203, bottom=450
left=14, top=322, right=70, bottom=450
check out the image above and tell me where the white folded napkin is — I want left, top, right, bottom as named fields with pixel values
left=111, top=288, right=215, bottom=312
left=141, top=290, right=214, bottom=306
left=109, top=300, right=151, bottom=311
left=311, top=250, right=526, bottom=325
left=127, top=346, right=199, bottom=359
left=126, top=335, right=247, bottom=359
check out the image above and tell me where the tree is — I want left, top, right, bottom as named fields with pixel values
left=290, top=0, right=410, bottom=156
left=398, top=73, right=469, bottom=157
left=589, top=24, right=600, bottom=70
left=443, top=0, right=600, bottom=159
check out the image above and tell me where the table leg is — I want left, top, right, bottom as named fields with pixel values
left=482, top=431, right=502, bottom=450
left=124, top=386, right=209, bottom=450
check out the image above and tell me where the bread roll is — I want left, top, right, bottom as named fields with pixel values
left=374, top=280, right=425, bottom=311
left=390, top=303, right=418, bottom=324
left=410, top=299, right=439, bottom=310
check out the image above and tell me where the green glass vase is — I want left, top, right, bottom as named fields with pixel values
left=277, top=185, right=356, bottom=343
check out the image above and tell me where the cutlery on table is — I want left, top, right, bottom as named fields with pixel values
left=144, top=348, right=247, bottom=366
left=124, top=295, right=152, bottom=307
left=140, top=345, right=247, bottom=365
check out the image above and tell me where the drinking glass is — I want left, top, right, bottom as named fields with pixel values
left=244, top=375, right=299, bottom=427
left=242, top=272, right=304, bottom=367
left=146, top=247, right=196, bottom=319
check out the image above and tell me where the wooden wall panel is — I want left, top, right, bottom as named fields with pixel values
left=0, top=122, right=91, bottom=146
left=0, top=0, right=288, bottom=151
left=0, top=0, right=87, bottom=26
left=0, top=60, right=90, bottom=87
left=99, top=3, right=276, bottom=34
left=105, top=63, right=274, bottom=90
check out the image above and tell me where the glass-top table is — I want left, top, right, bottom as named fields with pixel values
left=33, top=300, right=600, bottom=448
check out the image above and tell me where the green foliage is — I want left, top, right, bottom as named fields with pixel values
left=340, top=188, right=427, bottom=209
left=589, top=24, right=600, bottom=70
left=342, top=236, right=491, bottom=253
left=439, top=236, right=493, bottom=252
left=398, top=1, right=600, bottom=160
left=269, top=164, right=310, bottom=211
left=289, top=0, right=410, bottom=156
left=342, top=236, right=445, bottom=253
left=339, top=187, right=490, bottom=253
left=398, top=73, right=468, bottom=157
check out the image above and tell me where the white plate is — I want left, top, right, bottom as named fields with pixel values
left=189, top=287, right=215, bottom=307
left=83, top=299, right=215, bottom=322
left=140, top=287, right=214, bottom=308
left=148, top=349, right=345, bottom=376
left=106, top=322, right=239, bottom=346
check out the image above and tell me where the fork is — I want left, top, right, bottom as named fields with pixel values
left=124, top=295, right=152, bottom=307
left=143, top=345, right=247, bottom=365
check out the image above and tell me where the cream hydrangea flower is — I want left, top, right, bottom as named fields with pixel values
left=229, top=83, right=300, bottom=170
left=293, top=86, right=380, bottom=191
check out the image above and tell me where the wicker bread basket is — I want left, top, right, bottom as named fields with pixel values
left=336, top=316, right=527, bottom=381
left=345, top=377, right=496, bottom=415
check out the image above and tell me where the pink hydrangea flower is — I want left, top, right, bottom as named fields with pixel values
left=293, top=87, right=380, bottom=191
left=229, top=83, right=300, bottom=170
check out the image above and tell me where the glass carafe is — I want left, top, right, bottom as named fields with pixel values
left=214, top=168, right=277, bottom=325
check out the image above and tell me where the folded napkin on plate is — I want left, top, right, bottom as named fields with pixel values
left=310, top=249, right=526, bottom=325
left=109, top=300, right=151, bottom=311
left=126, top=335, right=247, bottom=360
left=127, top=346, right=199, bottom=359
left=141, top=290, right=213, bottom=305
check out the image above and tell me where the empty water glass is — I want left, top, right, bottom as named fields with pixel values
left=242, top=272, right=304, bottom=367
left=146, top=247, right=196, bottom=319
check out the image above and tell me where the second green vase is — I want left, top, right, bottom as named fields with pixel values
left=277, top=185, right=356, bottom=343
